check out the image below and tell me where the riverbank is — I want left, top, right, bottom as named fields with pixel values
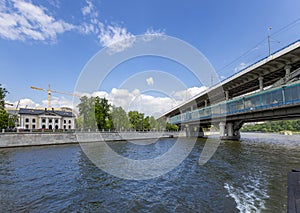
left=0, top=131, right=185, bottom=148
left=241, top=130, right=300, bottom=135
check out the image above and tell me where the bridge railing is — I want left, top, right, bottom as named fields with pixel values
left=170, top=80, right=300, bottom=124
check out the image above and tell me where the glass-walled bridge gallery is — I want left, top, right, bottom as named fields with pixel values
left=169, top=80, right=300, bottom=139
left=170, top=80, right=300, bottom=124
left=161, top=40, right=300, bottom=140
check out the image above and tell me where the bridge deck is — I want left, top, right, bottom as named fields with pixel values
left=170, top=80, right=300, bottom=125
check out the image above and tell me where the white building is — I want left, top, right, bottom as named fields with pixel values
left=18, top=108, right=75, bottom=130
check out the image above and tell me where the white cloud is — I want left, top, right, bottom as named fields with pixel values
left=96, top=25, right=166, bottom=53
left=105, top=88, right=176, bottom=117
left=144, top=28, right=165, bottom=37
left=82, top=0, right=93, bottom=16
left=172, top=86, right=207, bottom=101
left=74, top=88, right=177, bottom=117
left=47, top=0, right=60, bottom=8
left=146, top=77, right=154, bottom=86
left=79, top=22, right=98, bottom=34
left=9, top=96, right=74, bottom=109
left=10, top=86, right=209, bottom=117
left=142, top=28, right=165, bottom=41
left=13, top=98, right=40, bottom=108
left=0, top=0, right=75, bottom=41
left=0, top=0, right=165, bottom=50
left=42, top=96, right=74, bottom=109
left=77, top=87, right=207, bottom=117
left=98, top=23, right=136, bottom=53
left=81, top=0, right=98, bottom=18
left=234, top=62, right=248, bottom=73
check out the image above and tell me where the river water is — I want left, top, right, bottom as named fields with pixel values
left=1, top=133, right=300, bottom=212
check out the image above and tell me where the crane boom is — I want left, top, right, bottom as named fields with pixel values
left=4, top=102, right=13, bottom=106
left=51, top=89, right=81, bottom=97
left=30, top=84, right=80, bottom=108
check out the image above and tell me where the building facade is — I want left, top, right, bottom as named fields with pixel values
left=18, top=108, right=75, bottom=130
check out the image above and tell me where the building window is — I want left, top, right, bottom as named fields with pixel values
left=55, top=125, right=59, bottom=130
left=25, top=125, right=29, bottom=129
left=32, top=118, right=36, bottom=123
left=63, top=125, right=66, bottom=129
left=42, top=125, right=46, bottom=129
left=55, top=119, right=58, bottom=123
left=49, top=119, right=52, bottom=123
left=68, top=120, right=71, bottom=124
left=42, top=118, right=46, bottom=123
left=25, top=118, right=29, bottom=123
left=32, top=125, right=36, bottom=129
left=64, top=120, right=66, bottom=124
left=49, top=125, right=52, bottom=130
left=68, top=125, right=71, bottom=129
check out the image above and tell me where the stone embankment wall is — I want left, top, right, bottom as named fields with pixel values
left=0, top=131, right=186, bottom=148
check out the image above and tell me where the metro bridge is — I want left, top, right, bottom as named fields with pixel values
left=161, top=40, right=300, bottom=140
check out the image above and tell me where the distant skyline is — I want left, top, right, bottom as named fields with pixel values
left=1, top=0, right=300, bottom=116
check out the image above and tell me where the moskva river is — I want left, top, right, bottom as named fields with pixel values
left=1, top=133, right=300, bottom=212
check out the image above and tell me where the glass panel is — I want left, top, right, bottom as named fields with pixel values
left=211, top=105, right=220, bottom=115
left=236, top=99, right=244, bottom=111
left=272, top=90, right=283, bottom=103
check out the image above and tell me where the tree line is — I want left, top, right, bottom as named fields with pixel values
left=241, top=120, right=300, bottom=133
left=76, top=96, right=179, bottom=131
left=0, top=84, right=18, bottom=129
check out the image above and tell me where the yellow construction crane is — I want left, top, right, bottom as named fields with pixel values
left=30, top=84, right=80, bottom=109
left=4, top=102, right=13, bottom=106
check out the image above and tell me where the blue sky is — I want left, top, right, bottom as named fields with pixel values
left=1, top=0, right=300, bottom=115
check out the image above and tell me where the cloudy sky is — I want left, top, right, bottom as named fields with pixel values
left=1, top=0, right=300, bottom=116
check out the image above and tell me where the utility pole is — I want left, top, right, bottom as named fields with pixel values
left=268, top=27, right=272, bottom=56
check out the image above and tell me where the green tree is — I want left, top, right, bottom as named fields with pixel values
left=156, top=117, right=167, bottom=131
left=8, top=114, right=18, bottom=128
left=149, top=116, right=158, bottom=130
left=241, top=120, right=300, bottom=133
left=77, top=96, right=112, bottom=131
left=94, top=97, right=111, bottom=130
left=143, top=116, right=151, bottom=131
left=0, top=109, right=8, bottom=129
left=0, top=84, right=8, bottom=109
left=166, top=123, right=179, bottom=131
left=0, top=84, right=9, bottom=129
left=111, top=106, right=130, bottom=130
left=128, top=111, right=146, bottom=131
left=75, top=116, right=84, bottom=129
left=128, top=111, right=139, bottom=130
left=77, top=96, right=97, bottom=130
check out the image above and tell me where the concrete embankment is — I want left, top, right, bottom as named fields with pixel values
left=0, top=131, right=185, bottom=148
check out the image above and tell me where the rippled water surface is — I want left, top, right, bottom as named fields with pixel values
left=1, top=133, right=300, bottom=212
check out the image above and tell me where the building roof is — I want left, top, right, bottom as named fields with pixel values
left=6, top=109, right=18, bottom=116
left=18, top=108, right=75, bottom=117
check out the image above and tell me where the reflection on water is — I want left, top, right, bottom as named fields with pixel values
left=0, top=133, right=299, bottom=212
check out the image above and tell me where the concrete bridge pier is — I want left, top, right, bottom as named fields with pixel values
left=219, top=121, right=243, bottom=140
left=185, top=125, right=204, bottom=138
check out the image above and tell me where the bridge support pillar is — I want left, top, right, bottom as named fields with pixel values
left=186, top=125, right=204, bottom=138
left=225, top=91, right=229, bottom=101
left=258, top=76, right=264, bottom=91
left=185, top=125, right=190, bottom=138
left=219, top=122, right=226, bottom=137
left=227, top=123, right=233, bottom=136
left=285, top=65, right=292, bottom=81
left=219, top=121, right=242, bottom=140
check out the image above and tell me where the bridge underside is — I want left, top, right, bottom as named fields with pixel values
left=181, top=103, right=300, bottom=140
left=163, top=41, right=300, bottom=140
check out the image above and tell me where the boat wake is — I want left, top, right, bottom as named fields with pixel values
left=224, top=170, right=269, bottom=212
